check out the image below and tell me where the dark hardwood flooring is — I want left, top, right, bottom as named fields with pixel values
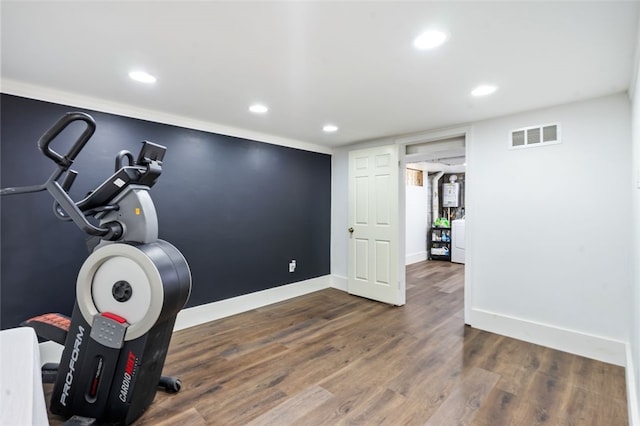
left=45, top=260, right=628, bottom=425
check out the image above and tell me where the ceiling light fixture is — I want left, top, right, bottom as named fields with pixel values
left=323, top=124, right=338, bottom=133
left=249, top=104, right=269, bottom=114
left=129, top=70, right=156, bottom=84
left=413, top=30, right=447, bottom=50
left=471, top=85, right=497, bottom=97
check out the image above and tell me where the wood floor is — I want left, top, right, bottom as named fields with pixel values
left=45, top=260, right=628, bottom=425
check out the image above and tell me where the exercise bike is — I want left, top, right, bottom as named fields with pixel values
left=1, top=112, right=192, bottom=425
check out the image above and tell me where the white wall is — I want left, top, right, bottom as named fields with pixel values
left=330, top=151, right=349, bottom=282
left=466, top=93, right=632, bottom=365
left=331, top=93, right=633, bottom=366
left=628, top=19, right=640, bottom=425
left=405, top=178, right=429, bottom=264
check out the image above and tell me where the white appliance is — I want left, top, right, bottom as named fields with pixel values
left=442, top=182, right=459, bottom=207
left=451, top=219, right=465, bottom=264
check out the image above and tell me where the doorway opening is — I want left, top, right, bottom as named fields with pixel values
left=400, top=131, right=468, bottom=319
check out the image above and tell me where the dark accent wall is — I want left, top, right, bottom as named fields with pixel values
left=1, top=94, right=331, bottom=329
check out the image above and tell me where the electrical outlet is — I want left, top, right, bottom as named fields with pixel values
left=289, top=260, right=296, bottom=273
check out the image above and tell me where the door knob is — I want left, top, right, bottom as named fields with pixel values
left=348, top=227, right=354, bottom=233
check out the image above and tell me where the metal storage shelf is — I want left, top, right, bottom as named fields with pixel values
left=428, top=227, right=451, bottom=261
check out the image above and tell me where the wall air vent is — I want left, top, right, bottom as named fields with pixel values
left=510, top=123, right=560, bottom=149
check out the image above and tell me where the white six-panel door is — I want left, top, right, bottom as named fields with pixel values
left=347, top=145, right=403, bottom=306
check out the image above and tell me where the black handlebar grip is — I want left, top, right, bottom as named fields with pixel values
left=61, top=170, right=78, bottom=192
left=37, top=112, right=96, bottom=168
left=115, top=150, right=135, bottom=172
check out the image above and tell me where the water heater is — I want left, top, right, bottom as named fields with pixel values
left=442, top=182, right=460, bottom=207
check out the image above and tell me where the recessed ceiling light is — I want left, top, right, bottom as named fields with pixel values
left=323, top=124, right=338, bottom=133
left=129, top=71, right=156, bottom=84
left=249, top=104, right=269, bottom=114
left=413, top=30, right=447, bottom=50
left=471, top=85, right=498, bottom=97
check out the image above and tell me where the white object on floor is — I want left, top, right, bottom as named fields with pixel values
left=0, top=327, right=49, bottom=425
left=452, top=219, right=466, bottom=264
left=39, top=340, right=64, bottom=365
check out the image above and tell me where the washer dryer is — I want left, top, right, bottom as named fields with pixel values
left=451, top=219, right=465, bottom=264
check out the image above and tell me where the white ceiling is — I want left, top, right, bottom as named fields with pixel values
left=2, top=1, right=639, bottom=148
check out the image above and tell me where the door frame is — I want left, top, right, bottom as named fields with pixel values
left=395, top=125, right=472, bottom=323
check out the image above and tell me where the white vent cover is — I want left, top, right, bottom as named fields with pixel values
left=510, top=123, right=560, bottom=149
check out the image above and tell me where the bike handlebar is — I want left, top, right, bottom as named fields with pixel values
left=1, top=112, right=119, bottom=239
left=37, top=112, right=96, bottom=168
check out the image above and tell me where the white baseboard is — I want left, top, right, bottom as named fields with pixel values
left=330, top=274, right=348, bottom=291
left=405, top=251, right=427, bottom=265
left=627, top=344, right=640, bottom=425
left=173, top=275, right=331, bottom=331
left=469, top=308, right=626, bottom=366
